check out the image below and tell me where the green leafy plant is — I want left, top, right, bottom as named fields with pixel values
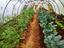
left=38, top=9, right=64, bottom=48
left=17, top=8, right=34, bottom=32
left=55, top=20, right=64, bottom=29
left=0, top=7, right=34, bottom=48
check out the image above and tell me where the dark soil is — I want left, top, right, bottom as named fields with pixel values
left=16, top=12, right=45, bottom=48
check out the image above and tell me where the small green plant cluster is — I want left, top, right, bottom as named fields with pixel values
left=0, top=8, right=34, bottom=48
left=17, top=8, right=34, bottom=32
left=55, top=20, right=64, bottom=29
left=38, top=9, right=64, bottom=48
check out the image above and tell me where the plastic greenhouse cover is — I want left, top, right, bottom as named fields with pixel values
left=0, top=0, right=64, bottom=15
left=0, top=0, right=26, bottom=16
left=0, top=0, right=64, bottom=16
left=0, top=0, right=64, bottom=23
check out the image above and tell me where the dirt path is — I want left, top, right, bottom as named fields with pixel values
left=16, top=12, right=45, bottom=48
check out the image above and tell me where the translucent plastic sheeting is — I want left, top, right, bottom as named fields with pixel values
left=0, top=0, right=64, bottom=24
left=42, top=0, right=64, bottom=15
left=0, top=0, right=64, bottom=16
left=0, top=0, right=27, bottom=23
left=0, top=0, right=26, bottom=16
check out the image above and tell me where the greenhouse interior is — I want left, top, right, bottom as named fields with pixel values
left=0, top=0, right=64, bottom=48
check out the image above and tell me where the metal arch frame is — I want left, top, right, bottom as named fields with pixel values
left=52, top=0, right=60, bottom=14
left=2, top=0, right=12, bottom=22
left=17, top=0, right=32, bottom=15
left=58, top=0, right=64, bottom=8
left=17, top=0, right=25, bottom=15
left=45, top=0, right=56, bottom=13
left=12, top=1, right=19, bottom=16
left=45, top=0, right=60, bottom=14
left=49, top=1, right=56, bottom=12
left=12, top=0, right=26, bottom=16
left=17, top=0, right=57, bottom=14
left=17, top=2, right=23, bottom=15
left=2, top=0, right=61, bottom=23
